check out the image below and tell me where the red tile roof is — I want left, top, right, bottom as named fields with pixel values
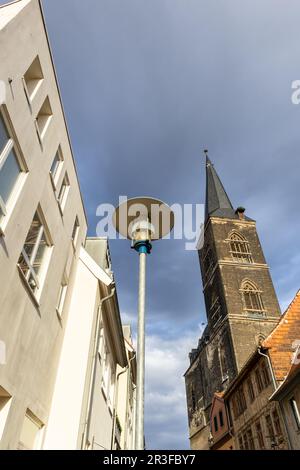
left=263, top=290, right=300, bottom=381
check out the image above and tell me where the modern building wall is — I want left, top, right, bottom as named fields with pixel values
left=0, top=0, right=87, bottom=450
left=0, top=1, right=136, bottom=451
left=43, top=240, right=129, bottom=450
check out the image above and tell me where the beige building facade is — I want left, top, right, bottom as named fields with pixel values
left=224, top=351, right=289, bottom=450
left=0, top=0, right=135, bottom=450
left=271, top=364, right=300, bottom=450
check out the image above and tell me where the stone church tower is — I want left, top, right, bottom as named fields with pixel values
left=184, top=154, right=281, bottom=449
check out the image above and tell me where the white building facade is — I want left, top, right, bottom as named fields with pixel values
left=0, top=0, right=135, bottom=450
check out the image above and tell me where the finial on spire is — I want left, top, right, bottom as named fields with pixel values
left=204, top=149, right=211, bottom=167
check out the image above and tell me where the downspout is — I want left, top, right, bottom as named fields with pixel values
left=81, top=285, right=116, bottom=449
left=258, top=347, right=292, bottom=450
left=124, top=353, right=136, bottom=449
left=111, top=352, right=136, bottom=450
left=258, top=347, right=277, bottom=390
left=110, top=365, right=128, bottom=450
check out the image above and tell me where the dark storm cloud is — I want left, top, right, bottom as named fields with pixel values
left=8, top=0, right=299, bottom=448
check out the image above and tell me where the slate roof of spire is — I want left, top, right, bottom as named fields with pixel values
left=205, top=155, right=253, bottom=222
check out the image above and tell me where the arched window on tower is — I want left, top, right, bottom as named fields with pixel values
left=241, top=280, right=265, bottom=315
left=210, top=290, right=221, bottom=327
left=202, top=245, right=215, bottom=281
left=228, top=231, right=253, bottom=263
left=191, top=386, right=196, bottom=412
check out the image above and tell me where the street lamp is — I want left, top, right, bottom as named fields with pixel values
left=113, top=197, right=174, bottom=450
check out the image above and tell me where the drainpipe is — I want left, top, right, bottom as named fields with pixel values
left=111, top=352, right=136, bottom=450
left=258, top=347, right=277, bottom=390
left=81, top=285, right=116, bottom=449
left=123, top=353, right=136, bottom=449
left=111, top=365, right=128, bottom=450
left=258, top=347, right=292, bottom=450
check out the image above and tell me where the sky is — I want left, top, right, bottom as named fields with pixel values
left=3, top=0, right=300, bottom=449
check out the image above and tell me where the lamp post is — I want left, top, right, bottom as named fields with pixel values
left=113, top=197, right=174, bottom=450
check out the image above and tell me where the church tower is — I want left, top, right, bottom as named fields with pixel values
left=184, top=154, right=281, bottom=449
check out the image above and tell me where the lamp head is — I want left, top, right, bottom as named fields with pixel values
left=113, top=197, right=175, bottom=242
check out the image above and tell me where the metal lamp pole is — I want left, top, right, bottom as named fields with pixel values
left=113, top=197, right=174, bottom=450
left=134, top=239, right=151, bottom=450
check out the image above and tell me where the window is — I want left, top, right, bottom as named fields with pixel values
left=255, top=368, right=264, bottom=393
left=98, top=326, right=105, bottom=361
left=35, top=96, right=52, bottom=143
left=261, top=361, right=271, bottom=388
left=71, top=216, right=80, bottom=246
left=18, top=410, right=43, bottom=450
left=57, top=173, right=70, bottom=212
left=243, top=432, right=249, bottom=450
left=213, top=415, right=218, bottom=432
left=232, top=397, right=239, bottom=420
left=247, top=377, right=255, bottom=402
left=238, top=435, right=244, bottom=450
left=102, top=344, right=110, bottom=395
left=265, top=414, right=275, bottom=446
left=234, top=386, right=247, bottom=417
left=101, top=342, right=116, bottom=411
left=56, top=271, right=68, bottom=317
left=289, top=397, right=300, bottom=429
left=272, top=410, right=282, bottom=437
left=0, top=386, right=12, bottom=442
left=50, top=147, right=63, bottom=186
left=210, top=292, right=221, bottom=327
left=18, top=210, right=51, bottom=294
left=247, top=428, right=255, bottom=450
left=239, top=387, right=247, bottom=412
left=218, top=346, right=229, bottom=382
left=202, top=246, right=214, bottom=281
left=255, top=421, right=265, bottom=449
left=219, top=410, right=224, bottom=427
left=23, top=56, right=44, bottom=103
left=241, top=280, right=265, bottom=315
left=109, top=366, right=116, bottom=409
left=0, top=112, right=26, bottom=222
left=238, top=386, right=247, bottom=414
left=229, top=231, right=253, bottom=263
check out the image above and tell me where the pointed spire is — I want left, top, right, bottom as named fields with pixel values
left=204, top=150, right=236, bottom=221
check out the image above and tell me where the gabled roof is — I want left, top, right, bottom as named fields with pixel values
left=209, top=392, right=225, bottom=418
left=263, top=290, right=300, bottom=381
